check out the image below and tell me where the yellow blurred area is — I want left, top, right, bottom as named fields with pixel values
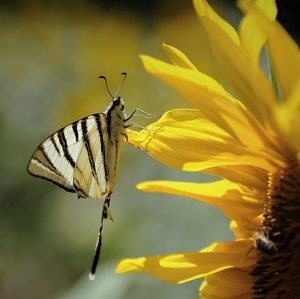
left=0, top=1, right=235, bottom=299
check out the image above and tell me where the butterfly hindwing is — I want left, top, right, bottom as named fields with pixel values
left=73, top=114, right=110, bottom=199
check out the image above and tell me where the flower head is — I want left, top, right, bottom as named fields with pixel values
left=117, top=0, right=300, bottom=298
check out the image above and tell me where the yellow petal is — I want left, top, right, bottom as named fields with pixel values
left=127, top=109, right=287, bottom=172
left=243, top=0, right=300, bottom=99
left=193, top=0, right=240, bottom=45
left=193, top=0, right=277, bottom=124
left=200, top=268, right=253, bottom=299
left=273, top=77, right=300, bottom=151
left=230, top=217, right=263, bottom=240
left=204, top=165, right=267, bottom=195
left=238, top=0, right=277, bottom=21
left=239, top=12, right=265, bottom=66
left=238, top=0, right=277, bottom=68
left=136, top=180, right=262, bottom=221
left=116, top=240, right=253, bottom=284
left=163, top=44, right=198, bottom=71
left=140, top=55, right=228, bottom=117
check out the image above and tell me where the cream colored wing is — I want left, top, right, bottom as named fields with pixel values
left=27, top=114, right=106, bottom=197
left=73, top=114, right=110, bottom=199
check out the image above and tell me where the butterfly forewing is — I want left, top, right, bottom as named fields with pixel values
left=27, top=114, right=101, bottom=194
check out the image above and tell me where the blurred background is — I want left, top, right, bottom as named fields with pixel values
left=0, top=1, right=299, bottom=298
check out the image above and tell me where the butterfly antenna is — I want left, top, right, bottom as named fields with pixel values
left=98, top=72, right=127, bottom=98
left=89, top=194, right=112, bottom=281
left=114, top=72, right=127, bottom=97
left=98, top=75, right=114, bottom=98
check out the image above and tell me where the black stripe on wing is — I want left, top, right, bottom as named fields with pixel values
left=50, top=135, right=61, bottom=156
left=72, top=122, right=80, bottom=142
left=81, top=117, right=99, bottom=182
left=58, top=129, right=76, bottom=168
left=95, top=114, right=109, bottom=184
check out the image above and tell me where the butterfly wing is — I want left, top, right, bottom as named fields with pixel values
left=27, top=114, right=107, bottom=198
left=73, top=114, right=109, bottom=199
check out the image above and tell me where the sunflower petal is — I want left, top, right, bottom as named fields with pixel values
left=200, top=268, right=254, bottom=299
left=192, top=0, right=277, bottom=123
left=239, top=12, right=265, bottom=66
left=128, top=109, right=286, bottom=172
left=204, top=165, right=267, bottom=194
left=163, top=44, right=198, bottom=70
left=238, top=0, right=277, bottom=68
left=116, top=240, right=253, bottom=284
left=136, top=180, right=262, bottom=222
left=273, top=77, right=300, bottom=151
left=238, top=0, right=277, bottom=21
left=242, top=0, right=300, bottom=99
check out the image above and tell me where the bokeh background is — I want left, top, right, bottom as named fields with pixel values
left=1, top=0, right=299, bottom=298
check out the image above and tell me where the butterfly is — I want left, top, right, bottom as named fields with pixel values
left=28, top=73, right=135, bottom=280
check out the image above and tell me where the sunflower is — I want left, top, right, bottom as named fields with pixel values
left=117, top=0, right=300, bottom=298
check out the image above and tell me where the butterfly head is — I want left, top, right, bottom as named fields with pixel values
left=103, top=96, right=125, bottom=115
left=112, top=96, right=125, bottom=111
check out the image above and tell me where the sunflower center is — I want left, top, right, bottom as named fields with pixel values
left=251, top=161, right=300, bottom=298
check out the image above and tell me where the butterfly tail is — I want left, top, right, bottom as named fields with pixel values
left=89, top=192, right=113, bottom=280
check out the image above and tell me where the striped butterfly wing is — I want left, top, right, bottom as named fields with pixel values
left=27, top=113, right=109, bottom=199
left=72, top=114, right=111, bottom=199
